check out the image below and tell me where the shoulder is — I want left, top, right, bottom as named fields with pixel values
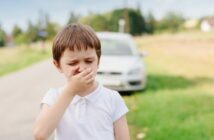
left=99, top=86, right=129, bottom=122
left=45, top=87, right=63, bottom=98
left=98, top=85, right=126, bottom=108
left=40, top=86, right=64, bottom=106
left=100, top=85, right=120, bottom=97
left=99, top=85, right=121, bottom=101
left=102, top=86, right=122, bottom=100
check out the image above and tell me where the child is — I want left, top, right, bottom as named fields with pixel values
left=33, top=23, right=130, bottom=140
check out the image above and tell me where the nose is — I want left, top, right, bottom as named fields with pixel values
left=76, top=63, right=88, bottom=73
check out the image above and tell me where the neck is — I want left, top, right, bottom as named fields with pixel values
left=78, top=81, right=98, bottom=97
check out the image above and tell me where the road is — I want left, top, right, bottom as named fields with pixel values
left=0, top=59, right=65, bottom=139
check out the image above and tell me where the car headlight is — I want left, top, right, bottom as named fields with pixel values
left=127, top=68, right=141, bottom=75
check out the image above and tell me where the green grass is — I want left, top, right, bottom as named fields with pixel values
left=126, top=31, right=214, bottom=140
left=0, top=43, right=51, bottom=77
left=126, top=85, right=214, bottom=140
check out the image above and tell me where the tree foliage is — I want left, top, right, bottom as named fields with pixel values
left=80, top=14, right=109, bottom=31
left=156, top=12, right=185, bottom=33
left=12, top=25, right=22, bottom=38
left=1, top=9, right=188, bottom=47
left=81, top=8, right=147, bottom=35
left=0, top=25, right=6, bottom=47
left=145, top=12, right=156, bottom=34
left=127, top=8, right=146, bottom=35
left=12, top=12, right=59, bottom=45
left=67, top=12, right=80, bottom=24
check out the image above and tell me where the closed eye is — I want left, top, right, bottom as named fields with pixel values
left=67, top=62, right=77, bottom=66
left=85, top=60, right=93, bottom=64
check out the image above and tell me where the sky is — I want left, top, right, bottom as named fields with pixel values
left=1, top=0, right=214, bottom=33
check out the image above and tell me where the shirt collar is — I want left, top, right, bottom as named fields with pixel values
left=71, top=82, right=102, bottom=105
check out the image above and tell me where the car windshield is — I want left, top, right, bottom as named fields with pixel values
left=100, top=39, right=133, bottom=56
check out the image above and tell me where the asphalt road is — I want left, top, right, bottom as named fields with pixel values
left=0, top=59, right=65, bottom=140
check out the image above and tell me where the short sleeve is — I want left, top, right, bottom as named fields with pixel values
left=112, top=92, right=129, bottom=122
left=40, top=88, right=58, bottom=108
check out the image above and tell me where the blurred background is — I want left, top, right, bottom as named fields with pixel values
left=0, top=0, right=214, bottom=139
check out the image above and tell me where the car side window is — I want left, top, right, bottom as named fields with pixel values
left=100, top=39, right=133, bottom=56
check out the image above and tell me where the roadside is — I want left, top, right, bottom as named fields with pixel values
left=0, top=59, right=64, bottom=139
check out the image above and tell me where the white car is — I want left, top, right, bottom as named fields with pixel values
left=96, top=32, right=147, bottom=92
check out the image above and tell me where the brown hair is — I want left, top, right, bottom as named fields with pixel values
left=52, top=23, right=101, bottom=63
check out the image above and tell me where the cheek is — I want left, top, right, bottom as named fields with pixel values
left=64, top=66, right=76, bottom=76
left=91, top=64, right=98, bottom=75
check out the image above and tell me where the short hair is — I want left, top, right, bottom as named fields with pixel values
left=52, top=23, right=101, bottom=63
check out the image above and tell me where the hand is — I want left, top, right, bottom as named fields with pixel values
left=64, top=67, right=95, bottom=95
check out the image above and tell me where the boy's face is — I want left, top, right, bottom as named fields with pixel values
left=54, top=47, right=99, bottom=81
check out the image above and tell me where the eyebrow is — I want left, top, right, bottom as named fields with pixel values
left=85, top=57, right=95, bottom=60
left=67, top=57, right=95, bottom=61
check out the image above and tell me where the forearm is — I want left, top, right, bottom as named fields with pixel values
left=34, top=89, right=74, bottom=139
left=114, top=116, right=130, bottom=140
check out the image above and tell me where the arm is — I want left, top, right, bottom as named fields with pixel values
left=33, top=88, right=75, bottom=140
left=33, top=68, right=94, bottom=140
left=113, top=115, right=130, bottom=140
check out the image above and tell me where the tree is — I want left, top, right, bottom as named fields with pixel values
left=67, top=12, right=80, bottom=24
left=26, top=20, right=39, bottom=43
left=78, top=8, right=147, bottom=35
left=12, top=25, right=26, bottom=45
left=108, top=8, right=146, bottom=35
left=128, top=8, right=146, bottom=35
left=80, top=14, right=109, bottom=31
left=37, top=12, right=59, bottom=40
left=12, top=25, right=22, bottom=38
left=46, top=22, right=59, bottom=40
left=145, top=12, right=156, bottom=34
left=36, top=11, right=49, bottom=41
left=0, top=25, right=6, bottom=47
left=108, top=9, right=124, bottom=32
left=37, top=10, right=48, bottom=31
left=157, top=12, right=185, bottom=32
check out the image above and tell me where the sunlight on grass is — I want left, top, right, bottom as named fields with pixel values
left=126, top=31, right=214, bottom=140
left=0, top=42, right=51, bottom=77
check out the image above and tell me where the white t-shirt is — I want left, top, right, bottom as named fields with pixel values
left=41, top=83, right=129, bottom=140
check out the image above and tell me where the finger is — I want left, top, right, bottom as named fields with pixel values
left=78, top=68, right=91, bottom=77
left=84, top=71, right=94, bottom=80
left=85, top=77, right=94, bottom=85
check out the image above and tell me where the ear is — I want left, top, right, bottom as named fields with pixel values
left=53, top=60, right=63, bottom=73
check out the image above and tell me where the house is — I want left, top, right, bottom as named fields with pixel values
left=200, top=18, right=214, bottom=32
left=184, top=19, right=199, bottom=29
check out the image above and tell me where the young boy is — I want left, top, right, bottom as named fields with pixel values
left=33, top=23, right=130, bottom=140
